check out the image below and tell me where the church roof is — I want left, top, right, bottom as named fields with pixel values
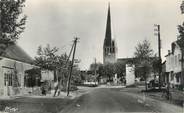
left=1, top=43, right=34, bottom=64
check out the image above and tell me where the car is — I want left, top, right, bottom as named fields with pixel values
left=148, top=79, right=159, bottom=89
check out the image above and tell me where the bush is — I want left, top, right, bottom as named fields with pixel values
left=61, top=85, right=78, bottom=91
left=178, top=85, right=184, bottom=91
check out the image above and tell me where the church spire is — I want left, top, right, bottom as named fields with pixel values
left=103, top=3, right=116, bottom=64
left=104, top=3, right=112, bottom=46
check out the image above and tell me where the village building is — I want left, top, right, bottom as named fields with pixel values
left=165, top=41, right=183, bottom=89
left=0, top=43, right=38, bottom=96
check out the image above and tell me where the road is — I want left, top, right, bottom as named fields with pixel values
left=60, top=88, right=183, bottom=113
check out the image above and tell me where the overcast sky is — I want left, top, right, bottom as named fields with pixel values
left=18, top=0, right=183, bottom=70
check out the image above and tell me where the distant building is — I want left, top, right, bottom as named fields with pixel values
left=103, top=4, right=117, bottom=64
left=117, top=57, right=157, bottom=86
left=161, top=61, right=168, bottom=84
left=0, top=43, right=37, bottom=96
left=165, top=41, right=183, bottom=88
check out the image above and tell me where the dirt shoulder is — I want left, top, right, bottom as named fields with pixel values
left=0, top=86, right=95, bottom=113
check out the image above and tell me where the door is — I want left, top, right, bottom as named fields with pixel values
left=3, top=67, right=14, bottom=96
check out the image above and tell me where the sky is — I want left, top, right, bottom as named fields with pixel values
left=18, top=0, right=184, bottom=70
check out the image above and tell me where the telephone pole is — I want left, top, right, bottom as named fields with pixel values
left=94, top=58, right=97, bottom=77
left=154, top=24, right=162, bottom=89
left=67, top=37, right=79, bottom=96
left=180, top=1, right=184, bottom=90
left=94, top=58, right=97, bottom=84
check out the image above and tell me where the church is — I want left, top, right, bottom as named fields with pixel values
left=103, top=4, right=117, bottom=64
left=102, top=4, right=136, bottom=86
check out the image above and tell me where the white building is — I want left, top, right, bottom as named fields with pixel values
left=125, top=64, right=135, bottom=86
left=165, top=41, right=183, bottom=88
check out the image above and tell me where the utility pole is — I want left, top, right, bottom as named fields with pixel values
left=94, top=58, right=97, bottom=84
left=180, top=1, right=184, bottom=91
left=67, top=37, right=79, bottom=96
left=0, top=1, right=2, bottom=39
left=154, top=24, right=162, bottom=89
left=53, top=41, right=75, bottom=97
left=94, top=58, right=97, bottom=77
left=181, top=50, right=184, bottom=90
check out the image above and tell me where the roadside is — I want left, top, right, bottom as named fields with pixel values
left=115, top=86, right=184, bottom=108
left=122, top=91, right=183, bottom=113
left=0, top=86, right=95, bottom=113
left=60, top=87, right=183, bottom=113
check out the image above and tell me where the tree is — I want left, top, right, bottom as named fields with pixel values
left=177, top=22, right=184, bottom=48
left=177, top=22, right=184, bottom=90
left=98, top=63, right=115, bottom=82
left=0, top=0, right=27, bottom=40
left=134, top=39, right=154, bottom=91
left=35, top=44, right=59, bottom=70
left=0, top=0, right=27, bottom=55
left=114, top=61, right=126, bottom=78
left=89, top=62, right=103, bottom=74
left=35, top=44, right=81, bottom=96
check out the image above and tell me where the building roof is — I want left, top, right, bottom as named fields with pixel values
left=118, top=57, right=158, bottom=64
left=165, top=40, right=183, bottom=57
left=1, top=43, right=34, bottom=64
left=117, top=58, right=134, bottom=65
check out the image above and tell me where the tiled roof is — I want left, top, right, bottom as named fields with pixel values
left=1, top=43, right=34, bottom=64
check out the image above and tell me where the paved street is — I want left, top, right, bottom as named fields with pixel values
left=60, top=88, right=183, bottom=113
left=0, top=87, right=183, bottom=113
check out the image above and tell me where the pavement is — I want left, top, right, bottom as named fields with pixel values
left=60, top=87, right=183, bottom=113
left=0, top=85, right=183, bottom=113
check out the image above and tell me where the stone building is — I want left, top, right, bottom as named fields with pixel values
left=0, top=43, right=37, bottom=96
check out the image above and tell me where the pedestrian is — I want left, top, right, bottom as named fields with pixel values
left=124, top=79, right=127, bottom=86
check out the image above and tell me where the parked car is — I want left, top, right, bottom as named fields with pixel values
left=147, top=79, right=159, bottom=89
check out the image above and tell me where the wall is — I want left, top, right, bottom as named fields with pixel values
left=126, top=64, right=135, bottom=86
left=165, top=42, right=183, bottom=86
left=104, top=53, right=116, bottom=64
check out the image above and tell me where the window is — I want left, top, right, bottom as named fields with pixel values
left=178, top=54, right=181, bottom=65
left=175, top=55, right=177, bottom=66
left=176, top=76, right=180, bottom=83
left=4, top=73, right=13, bottom=86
